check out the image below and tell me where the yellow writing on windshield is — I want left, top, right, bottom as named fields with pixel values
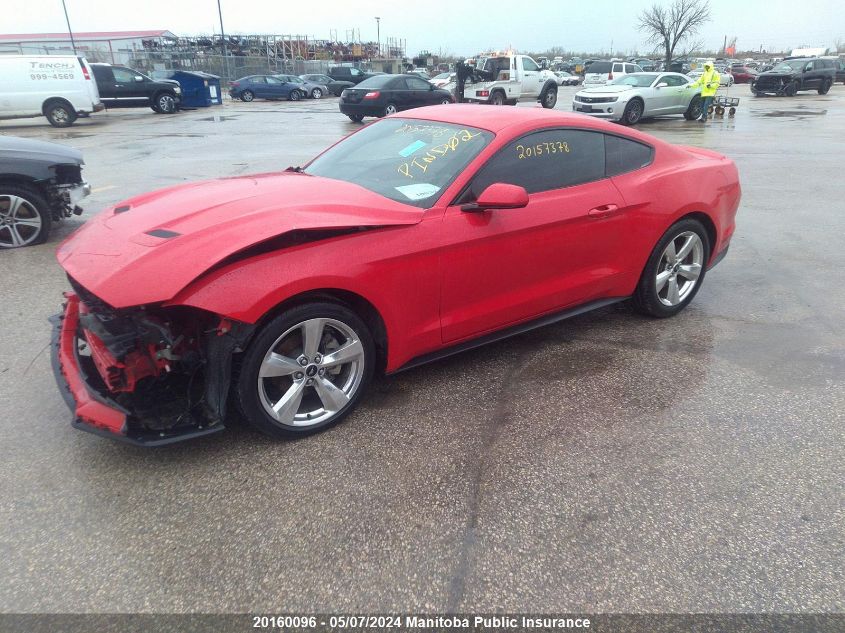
left=397, top=129, right=482, bottom=179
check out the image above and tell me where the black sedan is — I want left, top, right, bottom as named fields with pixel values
left=301, top=73, right=354, bottom=96
left=339, top=74, right=454, bottom=122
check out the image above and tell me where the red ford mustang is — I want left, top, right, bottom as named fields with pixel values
left=52, top=105, right=740, bottom=445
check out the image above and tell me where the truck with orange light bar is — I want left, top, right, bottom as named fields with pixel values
left=456, top=53, right=560, bottom=109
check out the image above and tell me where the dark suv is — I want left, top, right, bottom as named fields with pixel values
left=91, top=64, right=182, bottom=113
left=751, top=58, right=836, bottom=96
left=327, top=66, right=380, bottom=85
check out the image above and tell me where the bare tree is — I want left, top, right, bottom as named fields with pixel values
left=638, top=0, right=712, bottom=67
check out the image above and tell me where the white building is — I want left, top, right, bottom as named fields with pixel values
left=0, top=30, right=177, bottom=63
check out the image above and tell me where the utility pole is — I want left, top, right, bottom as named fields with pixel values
left=217, top=0, right=229, bottom=79
left=60, top=0, right=77, bottom=54
left=375, top=17, right=381, bottom=58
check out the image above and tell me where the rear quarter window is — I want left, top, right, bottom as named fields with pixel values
left=605, top=135, right=654, bottom=177
left=588, top=62, right=612, bottom=74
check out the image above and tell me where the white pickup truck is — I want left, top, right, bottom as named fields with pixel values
left=460, top=53, right=560, bottom=108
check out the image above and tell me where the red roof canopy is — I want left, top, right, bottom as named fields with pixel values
left=0, top=30, right=175, bottom=41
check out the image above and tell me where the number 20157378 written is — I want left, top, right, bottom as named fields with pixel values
left=516, top=141, right=570, bottom=159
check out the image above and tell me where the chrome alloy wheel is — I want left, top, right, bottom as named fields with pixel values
left=0, top=195, right=42, bottom=248
left=257, top=318, right=365, bottom=427
left=656, top=231, right=704, bottom=306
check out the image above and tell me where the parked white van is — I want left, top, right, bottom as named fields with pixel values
left=0, top=55, right=103, bottom=127
left=583, top=61, right=643, bottom=87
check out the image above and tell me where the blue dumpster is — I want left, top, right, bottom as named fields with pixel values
left=169, top=71, right=222, bottom=107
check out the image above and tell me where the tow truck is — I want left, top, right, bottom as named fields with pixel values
left=456, top=52, right=560, bottom=108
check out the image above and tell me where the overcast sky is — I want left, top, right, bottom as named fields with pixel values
left=4, top=0, right=842, bottom=56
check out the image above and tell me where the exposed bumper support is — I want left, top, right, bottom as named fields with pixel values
left=50, top=293, right=225, bottom=447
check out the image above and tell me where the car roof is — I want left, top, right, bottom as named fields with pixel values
left=399, top=104, right=664, bottom=143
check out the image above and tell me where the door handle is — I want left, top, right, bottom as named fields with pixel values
left=588, top=204, right=619, bottom=219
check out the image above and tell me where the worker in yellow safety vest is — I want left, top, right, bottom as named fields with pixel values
left=689, top=61, right=720, bottom=121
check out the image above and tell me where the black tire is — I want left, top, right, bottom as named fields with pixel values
left=44, top=100, right=76, bottom=128
left=235, top=302, right=375, bottom=439
left=620, top=98, right=644, bottom=125
left=439, top=98, right=451, bottom=105
left=785, top=81, right=798, bottom=97
left=154, top=92, right=177, bottom=114
left=0, top=184, right=51, bottom=248
left=489, top=91, right=505, bottom=106
left=289, top=90, right=302, bottom=101
left=311, top=87, right=323, bottom=99
left=348, top=114, right=364, bottom=122
left=631, top=218, right=711, bottom=318
left=540, top=86, right=558, bottom=109
left=240, top=90, right=255, bottom=102
left=818, top=79, right=832, bottom=95
left=683, top=95, right=703, bottom=120
left=382, top=102, right=398, bottom=116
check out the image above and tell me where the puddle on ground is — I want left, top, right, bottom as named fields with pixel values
left=197, top=115, right=239, bottom=122
left=762, top=109, right=827, bottom=118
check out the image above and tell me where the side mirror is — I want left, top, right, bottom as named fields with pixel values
left=461, top=183, right=529, bottom=212
left=656, top=82, right=669, bottom=88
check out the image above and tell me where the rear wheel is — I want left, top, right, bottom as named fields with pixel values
left=383, top=102, right=398, bottom=116
left=0, top=185, right=51, bottom=248
left=44, top=100, right=76, bottom=127
left=240, top=90, right=255, bottom=102
left=347, top=114, right=364, bottom=122
left=684, top=95, right=703, bottom=120
left=236, top=302, right=375, bottom=439
left=621, top=98, right=644, bottom=125
left=632, top=218, right=710, bottom=318
left=818, top=79, right=832, bottom=95
left=439, top=98, right=451, bottom=105
left=489, top=91, right=505, bottom=106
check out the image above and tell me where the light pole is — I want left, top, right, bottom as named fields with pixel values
left=217, top=0, right=229, bottom=79
left=60, top=0, right=77, bottom=54
left=375, top=17, right=381, bottom=58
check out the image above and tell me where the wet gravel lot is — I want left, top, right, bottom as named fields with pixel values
left=1, top=85, right=843, bottom=613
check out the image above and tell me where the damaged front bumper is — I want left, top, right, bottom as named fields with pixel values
left=50, top=293, right=226, bottom=446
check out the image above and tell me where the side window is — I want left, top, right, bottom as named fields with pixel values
left=252, top=76, right=267, bottom=84
left=112, top=67, right=138, bottom=83
left=406, top=76, right=430, bottom=90
left=350, top=68, right=362, bottom=77
left=521, top=57, right=540, bottom=72
left=613, top=63, right=624, bottom=73
left=469, top=130, right=606, bottom=198
left=605, top=135, right=654, bottom=177
left=93, top=66, right=114, bottom=83
left=663, top=75, right=686, bottom=86
left=266, top=77, right=282, bottom=84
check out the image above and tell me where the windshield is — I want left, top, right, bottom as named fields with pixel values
left=305, top=118, right=494, bottom=208
left=610, top=73, right=659, bottom=87
left=773, top=60, right=808, bottom=71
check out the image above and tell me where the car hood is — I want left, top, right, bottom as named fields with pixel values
left=0, top=136, right=83, bottom=165
left=578, top=85, right=635, bottom=95
left=57, top=172, right=423, bottom=308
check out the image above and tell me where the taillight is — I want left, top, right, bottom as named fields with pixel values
left=476, top=90, right=490, bottom=97
left=79, top=59, right=91, bottom=80
left=363, top=91, right=380, bottom=99
left=608, top=73, right=613, bottom=80
left=230, top=82, right=240, bottom=87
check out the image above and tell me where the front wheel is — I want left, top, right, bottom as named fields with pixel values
left=289, top=90, right=302, bottom=101
left=620, top=99, right=644, bottom=125
left=785, top=81, right=798, bottom=96
left=154, top=92, right=177, bottom=113
left=236, top=302, right=375, bottom=438
left=632, top=219, right=710, bottom=318
left=0, top=185, right=51, bottom=248
left=347, top=114, right=364, bottom=122
left=311, top=87, right=323, bottom=99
